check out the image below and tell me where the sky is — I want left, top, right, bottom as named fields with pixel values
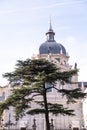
left=0, top=0, right=87, bottom=86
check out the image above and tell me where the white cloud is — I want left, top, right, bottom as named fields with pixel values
left=0, top=0, right=84, bottom=15
left=30, top=0, right=84, bottom=10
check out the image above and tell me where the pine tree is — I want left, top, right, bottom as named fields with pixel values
left=0, top=59, right=86, bottom=130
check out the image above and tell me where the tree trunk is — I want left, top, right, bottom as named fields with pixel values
left=43, top=84, right=50, bottom=130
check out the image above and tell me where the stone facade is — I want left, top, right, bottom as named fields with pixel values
left=82, top=88, right=87, bottom=129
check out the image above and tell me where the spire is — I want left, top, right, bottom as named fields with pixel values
left=46, top=18, right=55, bottom=42
left=49, top=17, right=52, bottom=31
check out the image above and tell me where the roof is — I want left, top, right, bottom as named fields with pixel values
left=39, top=41, right=66, bottom=55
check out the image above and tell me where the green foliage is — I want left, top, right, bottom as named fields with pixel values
left=0, top=86, right=33, bottom=119
left=59, top=88, right=87, bottom=103
left=0, top=58, right=86, bottom=130
left=27, top=103, right=75, bottom=116
left=48, top=103, right=74, bottom=116
left=27, top=108, right=45, bottom=115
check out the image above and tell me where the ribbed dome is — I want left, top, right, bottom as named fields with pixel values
left=39, top=22, right=66, bottom=55
left=39, top=41, right=66, bottom=55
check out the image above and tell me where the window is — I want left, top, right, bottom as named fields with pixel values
left=45, top=83, right=52, bottom=92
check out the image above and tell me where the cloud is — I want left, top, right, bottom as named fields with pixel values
left=31, top=0, right=84, bottom=10
left=0, top=0, right=84, bottom=15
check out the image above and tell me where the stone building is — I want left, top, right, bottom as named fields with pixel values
left=31, top=22, right=84, bottom=130
left=82, top=88, right=87, bottom=129
left=0, top=23, right=87, bottom=130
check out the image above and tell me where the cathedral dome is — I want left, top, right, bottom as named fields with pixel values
left=39, top=41, right=66, bottom=55
left=39, top=22, right=66, bottom=55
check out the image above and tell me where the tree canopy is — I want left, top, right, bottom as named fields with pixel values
left=0, top=58, right=86, bottom=130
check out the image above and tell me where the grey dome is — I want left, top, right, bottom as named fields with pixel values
left=39, top=22, right=66, bottom=55
left=39, top=41, right=66, bottom=55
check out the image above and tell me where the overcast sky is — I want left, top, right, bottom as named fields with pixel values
left=0, top=0, right=87, bottom=86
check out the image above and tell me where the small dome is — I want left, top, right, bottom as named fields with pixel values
left=39, top=22, right=66, bottom=55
